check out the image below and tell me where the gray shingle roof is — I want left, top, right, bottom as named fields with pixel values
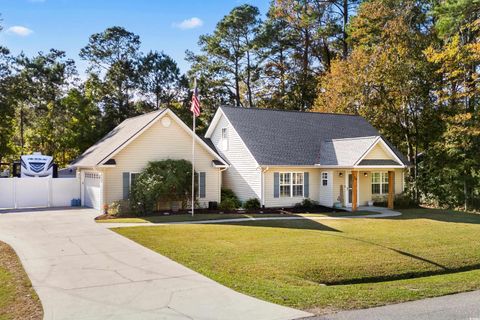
left=72, top=109, right=167, bottom=167
left=219, top=106, right=409, bottom=166
left=358, top=159, right=401, bottom=166
left=319, top=137, right=379, bottom=166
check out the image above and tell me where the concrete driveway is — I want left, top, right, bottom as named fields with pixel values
left=0, top=208, right=311, bottom=320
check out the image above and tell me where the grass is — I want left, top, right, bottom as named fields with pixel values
left=0, top=241, right=42, bottom=320
left=97, top=211, right=378, bottom=223
left=114, top=208, right=480, bottom=313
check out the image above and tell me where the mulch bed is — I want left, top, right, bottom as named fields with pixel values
left=96, top=205, right=345, bottom=220
left=0, top=241, right=43, bottom=320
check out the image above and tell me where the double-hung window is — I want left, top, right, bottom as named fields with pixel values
left=371, top=172, right=389, bottom=195
left=130, top=172, right=140, bottom=190
left=321, top=172, right=328, bottom=186
left=279, top=172, right=304, bottom=197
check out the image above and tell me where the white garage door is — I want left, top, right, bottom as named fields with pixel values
left=84, top=172, right=101, bottom=210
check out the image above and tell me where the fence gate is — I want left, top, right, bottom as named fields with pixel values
left=0, top=177, right=80, bottom=210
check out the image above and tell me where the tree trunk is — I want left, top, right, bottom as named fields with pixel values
left=302, top=28, right=310, bottom=111
left=246, top=47, right=254, bottom=108
left=234, top=57, right=241, bottom=107
left=342, top=0, right=349, bottom=59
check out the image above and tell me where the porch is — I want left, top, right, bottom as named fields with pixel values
left=329, top=169, right=401, bottom=212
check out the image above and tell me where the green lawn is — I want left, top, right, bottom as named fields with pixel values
left=113, top=208, right=480, bottom=313
left=97, top=211, right=377, bottom=223
left=0, top=241, right=42, bottom=320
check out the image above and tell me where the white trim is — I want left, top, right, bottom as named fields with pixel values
left=221, top=127, right=229, bottom=151
left=279, top=172, right=304, bottom=198
left=315, top=165, right=405, bottom=169
left=353, top=137, right=404, bottom=167
left=209, top=108, right=260, bottom=168
left=101, top=109, right=228, bottom=167
left=371, top=171, right=390, bottom=195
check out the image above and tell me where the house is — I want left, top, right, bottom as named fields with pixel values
left=205, top=106, right=410, bottom=211
left=71, top=109, right=227, bottom=210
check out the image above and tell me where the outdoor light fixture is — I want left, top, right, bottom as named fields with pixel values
left=339, top=172, right=343, bottom=177
left=364, top=172, right=368, bottom=177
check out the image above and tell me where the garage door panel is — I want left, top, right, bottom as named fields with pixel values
left=84, top=172, right=101, bottom=210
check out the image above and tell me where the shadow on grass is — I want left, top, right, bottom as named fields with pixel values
left=208, top=218, right=341, bottom=232
left=378, top=208, right=480, bottom=225
left=320, top=263, right=480, bottom=286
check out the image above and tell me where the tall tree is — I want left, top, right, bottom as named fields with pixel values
left=138, top=51, right=182, bottom=109
left=315, top=0, right=439, bottom=199
left=188, top=4, right=261, bottom=108
left=14, top=50, right=78, bottom=163
left=421, top=0, right=480, bottom=210
left=80, top=26, right=141, bottom=127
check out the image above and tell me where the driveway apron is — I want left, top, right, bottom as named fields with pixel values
left=0, top=208, right=311, bottom=320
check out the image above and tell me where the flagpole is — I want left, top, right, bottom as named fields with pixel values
left=191, top=112, right=195, bottom=217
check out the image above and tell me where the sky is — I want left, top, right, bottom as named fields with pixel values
left=0, top=0, right=270, bottom=75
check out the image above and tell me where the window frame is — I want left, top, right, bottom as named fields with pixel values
left=221, top=127, right=229, bottom=150
left=321, top=172, right=328, bottom=186
left=130, top=172, right=141, bottom=190
left=371, top=172, right=389, bottom=195
left=279, top=172, right=304, bottom=198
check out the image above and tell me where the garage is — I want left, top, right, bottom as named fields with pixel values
left=83, top=172, right=101, bottom=210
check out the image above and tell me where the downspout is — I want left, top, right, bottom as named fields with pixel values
left=260, top=166, right=269, bottom=207
left=218, top=167, right=228, bottom=203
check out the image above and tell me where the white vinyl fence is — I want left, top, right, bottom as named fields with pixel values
left=0, top=177, right=80, bottom=209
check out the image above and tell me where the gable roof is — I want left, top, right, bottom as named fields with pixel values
left=210, top=106, right=408, bottom=167
left=72, top=109, right=226, bottom=168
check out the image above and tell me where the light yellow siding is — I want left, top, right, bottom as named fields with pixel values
left=364, top=144, right=395, bottom=160
left=263, top=168, right=320, bottom=208
left=102, top=115, right=220, bottom=207
left=332, top=169, right=405, bottom=206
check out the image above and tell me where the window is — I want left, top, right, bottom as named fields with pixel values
left=279, top=172, right=304, bottom=197
left=321, top=172, right=328, bottom=186
left=130, top=172, right=140, bottom=189
left=279, top=173, right=291, bottom=197
left=221, top=127, right=228, bottom=150
left=371, top=172, right=389, bottom=195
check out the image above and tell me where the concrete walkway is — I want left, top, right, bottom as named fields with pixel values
left=0, top=208, right=311, bottom=320
left=99, top=207, right=401, bottom=229
left=314, top=290, right=480, bottom=320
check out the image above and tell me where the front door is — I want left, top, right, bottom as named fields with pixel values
left=347, top=173, right=353, bottom=207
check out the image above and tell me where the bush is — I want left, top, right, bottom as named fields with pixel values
left=218, top=198, right=238, bottom=211
left=130, top=159, right=195, bottom=215
left=244, top=198, right=261, bottom=210
left=108, top=200, right=131, bottom=217
left=372, top=194, right=418, bottom=209
left=294, top=198, right=319, bottom=210
left=394, top=193, right=418, bottom=209
left=221, top=188, right=241, bottom=208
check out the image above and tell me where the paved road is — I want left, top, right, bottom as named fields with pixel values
left=315, top=290, right=480, bottom=320
left=0, top=208, right=310, bottom=320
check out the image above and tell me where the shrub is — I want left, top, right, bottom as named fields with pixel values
left=372, top=195, right=387, bottom=207
left=108, top=200, right=131, bottom=217
left=394, top=193, right=418, bottom=209
left=130, top=159, right=195, bottom=215
left=294, top=198, right=319, bottom=210
left=218, top=198, right=238, bottom=211
left=244, top=198, right=261, bottom=210
left=221, top=188, right=241, bottom=208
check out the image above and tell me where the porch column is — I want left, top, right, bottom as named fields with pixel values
left=388, top=170, right=395, bottom=209
left=352, top=171, right=358, bottom=212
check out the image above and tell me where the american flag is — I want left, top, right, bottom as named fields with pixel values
left=190, top=82, right=201, bottom=117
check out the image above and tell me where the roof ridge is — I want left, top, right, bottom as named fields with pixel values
left=220, top=105, right=363, bottom=117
